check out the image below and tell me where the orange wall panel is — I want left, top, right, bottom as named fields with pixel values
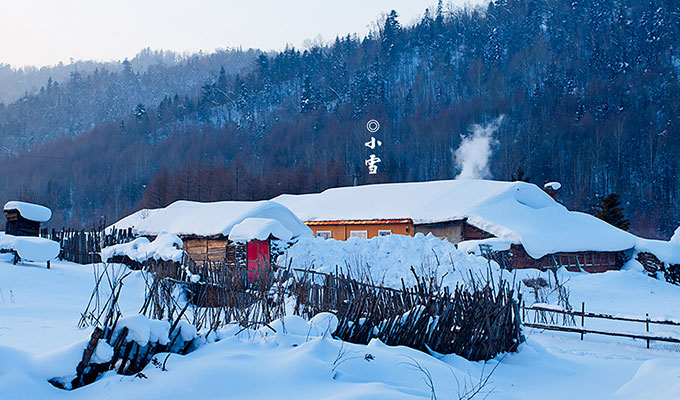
left=308, top=222, right=414, bottom=241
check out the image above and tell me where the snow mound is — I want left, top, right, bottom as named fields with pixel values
left=308, top=313, right=339, bottom=337
left=101, top=232, right=185, bottom=263
left=3, top=201, right=52, bottom=222
left=229, top=217, right=293, bottom=242
left=278, top=233, right=501, bottom=289
left=114, top=314, right=171, bottom=347
left=616, top=359, right=680, bottom=399
left=544, top=181, right=562, bottom=190
left=0, top=233, right=59, bottom=262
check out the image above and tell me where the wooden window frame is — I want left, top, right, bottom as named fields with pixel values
left=349, top=230, right=368, bottom=239
left=316, top=231, right=332, bottom=239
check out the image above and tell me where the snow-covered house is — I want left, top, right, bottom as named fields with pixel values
left=1, top=201, right=59, bottom=267
left=4, top=201, right=52, bottom=237
left=110, top=200, right=312, bottom=277
left=273, top=180, right=638, bottom=272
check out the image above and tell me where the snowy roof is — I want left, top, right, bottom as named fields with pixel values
left=273, top=180, right=638, bottom=259
left=105, top=208, right=161, bottom=234
left=3, top=201, right=52, bottom=222
left=671, top=226, right=680, bottom=244
left=544, top=181, right=562, bottom=190
left=229, top=218, right=293, bottom=242
left=119, top=200, right=312, bottom=241
left=635, top=238, right=680, bottom=265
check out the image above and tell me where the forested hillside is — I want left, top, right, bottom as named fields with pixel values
left=0, top=48, right=258, bottom=152
left=1, top=0, right=679, bottom=238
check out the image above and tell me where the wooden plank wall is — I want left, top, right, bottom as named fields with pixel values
left=505, top=244, right=623, bottom=272
left=184, top=237, right=230, bottom=267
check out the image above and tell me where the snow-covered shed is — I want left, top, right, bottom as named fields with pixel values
left=3, top=201, right=52, bottom=237
left=111, top=200, right=312, bottom=272
left=273, top=180, right=638, bottom=272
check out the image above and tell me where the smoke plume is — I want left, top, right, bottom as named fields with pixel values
left=454, top=116, right=504, bottom=180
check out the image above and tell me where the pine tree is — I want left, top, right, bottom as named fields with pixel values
left=382, top=10, right=401, bottom=58
left=300, top=75, right=316, bottom=113
left=215, top=66, right=229, bottom=105
left=122, top=58, right=133, bottom=76
left=510, top=166, right=529, bottom=182
left=134, top=103, right=147, bottom=120
left=593, top=194, right=630, bottom=231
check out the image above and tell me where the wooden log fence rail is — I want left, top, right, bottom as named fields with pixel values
left=522, top=302, right=680, bottom=348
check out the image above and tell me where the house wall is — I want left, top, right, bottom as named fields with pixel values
left=505, top=244, right=625, bottom=272
left=307, top=221, right=413, bottom=240
left=461, top=223, right=495, bottom=241
left=183, top=237, right=230, bottom=266
left=4, top=210, right=41, bottom=237
left=182, top=236, right=273, bottom=270
left=413, top=221, right=464, bottom=243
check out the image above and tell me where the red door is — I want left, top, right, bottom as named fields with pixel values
left=247, top=240, right=270, bottom=283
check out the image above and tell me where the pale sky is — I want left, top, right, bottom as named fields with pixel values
left=0, top=0, right=483, bottom=68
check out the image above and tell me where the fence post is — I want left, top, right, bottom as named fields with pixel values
left=580, top=302, right=585, bottom=340
left=646, top=313, right=650, bottom=349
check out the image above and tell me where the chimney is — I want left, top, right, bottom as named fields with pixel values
left=543, top=181, right=561, bottom=202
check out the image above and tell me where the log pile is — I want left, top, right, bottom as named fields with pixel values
left=637, top=252, right=680, bottom=285
left=54, top=262, right=195, bottom=390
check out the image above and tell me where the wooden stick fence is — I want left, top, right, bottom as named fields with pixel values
left=41, top=227, right=135, bottom=264
left=522, top=302, right=680, bottom=348
left=60, top=259, right=523, bottom=391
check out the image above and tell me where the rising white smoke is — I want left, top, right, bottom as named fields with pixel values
left=454, top=116, right=504, bottom=180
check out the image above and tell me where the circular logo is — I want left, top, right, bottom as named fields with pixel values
left=366, top=119, right=380, bottom=133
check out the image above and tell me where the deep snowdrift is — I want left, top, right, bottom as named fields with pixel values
left=278, top=233, right=503, bottom=288
left=0, top=233, right=59, bottom=262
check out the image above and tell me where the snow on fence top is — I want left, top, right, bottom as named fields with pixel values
left=101, top=232, right=185, bottom=263
left=273, top=179, right=637, bottom=259
left=3, top=201, right=52, bottom=222
left=116, top=200, right=312, bottom=241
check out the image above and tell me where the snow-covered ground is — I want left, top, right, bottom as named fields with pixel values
left=1, top=238, right=680, bottom=399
